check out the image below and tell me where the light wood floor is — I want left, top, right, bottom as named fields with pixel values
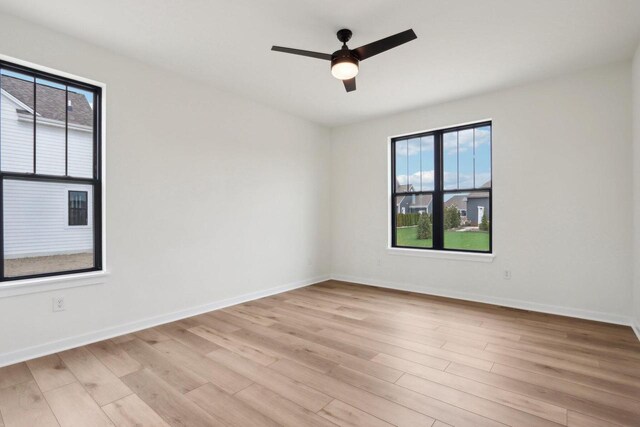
left=1, top=281, right=639, bottom=427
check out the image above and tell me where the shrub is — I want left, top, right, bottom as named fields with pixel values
left=479, top=212, right=489, bottom=231
left=396, top=212, right=419, bottom=227
left=416, top=212, right=432, bottom=240
left=444, top=205, right=461, bottom=230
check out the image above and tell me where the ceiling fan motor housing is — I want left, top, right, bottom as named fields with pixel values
left=331, top=48, right=359, bottom=68
left=331, top=48, right=359, bottom=80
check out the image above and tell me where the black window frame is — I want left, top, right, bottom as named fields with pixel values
left=0, top=59, right=102, bottom=281
left=391, top=121, right=492, bottom=254
left=68, top=190, right=89, bottom=226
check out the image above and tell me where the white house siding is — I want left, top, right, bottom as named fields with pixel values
left=1, top=91, right=33, bottom=173
left=1, top=91, right=94, bottom=258
left=4, top=180, right=93, bottom=258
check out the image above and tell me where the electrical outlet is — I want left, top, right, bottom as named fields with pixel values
left=503, top=270, right=512, bottom=280
left=53, top=296, right=65, bottom=312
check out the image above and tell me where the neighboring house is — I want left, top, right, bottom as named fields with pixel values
left=441, top=180, right=491, bottom=226
left=444, top=194, right=468, bottom=219
left=467, top=180, right=491, bottom=225
left=395, top=183, right=433, bottom=214
left=394, top=180, right=490, bottom=224
left=1, top=75, right=94, bottom=258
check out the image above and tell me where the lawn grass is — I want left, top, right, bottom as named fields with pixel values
left=395, top=226, right=489, bottom=251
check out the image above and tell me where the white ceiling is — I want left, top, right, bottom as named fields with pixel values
left=2, top=0, right=640, bottom=126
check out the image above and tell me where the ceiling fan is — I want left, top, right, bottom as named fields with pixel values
left=271, top=28, right=417, bottom=93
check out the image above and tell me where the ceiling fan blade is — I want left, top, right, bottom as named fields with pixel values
left=343, top=77, right=356, bottom=92
left=271, top=46, right=332, bottom=60
left=352, top=29, right=417, bottom=61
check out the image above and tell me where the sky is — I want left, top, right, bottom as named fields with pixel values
left=395, top=125, right=491, bottom=197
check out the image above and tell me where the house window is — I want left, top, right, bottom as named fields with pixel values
left=391, top=122, right=491, bottom=253
left=0, top=60, right=102, bottom=280
left=69, top=191, right=88, bottom=226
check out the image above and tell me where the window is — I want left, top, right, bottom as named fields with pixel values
left=391, top=122, right=491, bottom=253
left=0, top=60, right=102, bottom=280
left=69, top=191, right=88, bottom=226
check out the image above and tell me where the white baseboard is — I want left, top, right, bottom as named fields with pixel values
left=0, top=274, right=330, bottom=368
left=632, top=320, right=640, bottom=342
left=331, top=274, right=633, bottom=327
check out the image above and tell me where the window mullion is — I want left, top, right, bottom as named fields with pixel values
left=65, top=86, right=68, bottom=177
left=432, top=131, right=444, bottom=250
left=32, top=78, right=36, bottom=174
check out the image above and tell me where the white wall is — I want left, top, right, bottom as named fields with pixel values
left=331, top=62, right=633, bottom=323
left=0, top=13, right=331, bottom=362
left=633, top=44, right=640, bottom=332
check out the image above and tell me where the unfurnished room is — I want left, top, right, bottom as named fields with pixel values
left=0, top=1, right=639, bottom=426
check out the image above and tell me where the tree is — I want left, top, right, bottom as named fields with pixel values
left=416, top=212, right=432, bottom=240
left=444, top=205, right=461, bottom=230
left=479, top=211, right=489, bottom=231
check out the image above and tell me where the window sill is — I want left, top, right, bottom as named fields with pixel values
left=386, top=247, right=495, bottom=262
left=0, top=270, right=109, bottom=298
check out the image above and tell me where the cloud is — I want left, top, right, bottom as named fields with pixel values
left=397, top=136, right=434, bottom=157
left=396, top=170, right=435, bottom=190
left=443, top=127, right=491, bottom=155
left=398, top=170, right=490, bottom=190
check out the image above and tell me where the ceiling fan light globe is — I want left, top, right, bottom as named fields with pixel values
left=331, top=60, right=359, bottom=80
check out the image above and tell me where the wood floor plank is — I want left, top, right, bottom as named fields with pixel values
left=258, top=305, right=453, bottom=370
left=446, top=362, right=640, bottom=426
left=235, top=383, right=336, bottom=427
left=110, top=335, right=136, bottom=345
left=154, top=323, right=221, bottom=355
left=101, top=394, right=170, bottom=427
left=0, top=380, right=59, bottom=427
left=118, top=339, right=207, bottom=394
left=283, top=297, right=371, bottom=320
left=232, top=320, right=403, bottom=382
left=0, top=363, right=33, bottom=390
left=86, top=340, right=142, bottom=378
left=186, top=383, right=279, bottom=427
left=133, top=328, right=171, bottom=345
left=318, top=399, right=394, bottom=427
left=396, top=372, right=563, bottom=426
left=443, top=341, right=640, bottom=397
left=319, top=327, right=492, bottom=370
left=120, top=369, right=222, bottom=427
left=489, top=357, right=640, bottom=399
left=373, top=353, right=567, bottom=424
left=566, top=411, right=621, bottom=427
left=271, top=325, right=402, bottom=382
left=270, top=358, right=436, bottom=427
left=57, top=347, right=132, bottom=406
left=230, top=326, right=338, bottom=373
left=269, top=321, right=378, bottom=360
left=189, top=325, right=279, bottom=365
left=152, top=339, right=252, bottom=394
left=207, top=348, right=332, bottom=412
left=324, top=364, right=508, bottom=427
left=44, top=382, right=114, bottom=427
left=26, top=354, right=76, bottom=392
left=223, top=306, right=276, bottom=326
left=190, top=313, right=242, bottom=333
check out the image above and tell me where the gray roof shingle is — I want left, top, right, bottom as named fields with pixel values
left=1, top=75, right=93, bottom=128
